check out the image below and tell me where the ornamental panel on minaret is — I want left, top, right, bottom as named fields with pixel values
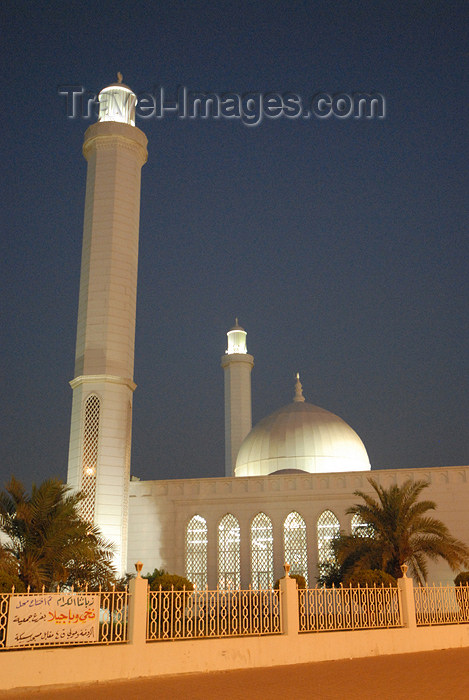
left=67, top=76, right=148, bottom=576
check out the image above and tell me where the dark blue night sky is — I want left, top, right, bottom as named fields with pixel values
left=2, top=1, right=468, bottom=488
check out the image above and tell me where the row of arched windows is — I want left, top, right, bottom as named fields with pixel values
left=185, top=510, right=367, bottom=589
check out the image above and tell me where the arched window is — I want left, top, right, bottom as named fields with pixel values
left=185, top=515, right=208, bottom=589
left=81, top=394, right=100, bottom=523
left=251, top=512, right=273, bottom=588
left=218, top=514, right=240, bottom=589
left=317, top=510, right=340, bottom=577
left=351, top=513, right=372, bottom=538
left=283, top=511, right=308, bottom=584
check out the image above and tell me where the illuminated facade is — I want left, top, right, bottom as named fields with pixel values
left=67, top=79, right=469, bottom=587
left=221, top=320, right=254, bottom=476
left=67, top=78, right=147, bottom=574
left=128, top=465, right=469, bottom=588
left=235, top=373, right=371, bottom=477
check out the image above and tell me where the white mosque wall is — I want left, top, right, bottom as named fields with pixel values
left=128, top=464, right=469, bottom=584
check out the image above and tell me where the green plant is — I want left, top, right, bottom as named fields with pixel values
left=343, top=568, right=397, bottom=587
left=332, top=478, right=469, bottom=585
left=144, top=567, right=166, bottom=587
left=114, top=572, right=135, bottom=590
left=150, top=572, right=194, bottom=591
left=454, top=571, right=469, bottom=586
left=454, top=572, right=469, bottom=622
left=0, top=477, right=116, bottom=591
left=316, top=561, right=346, bottom=587
left=0, top=570, right=26, bottom=593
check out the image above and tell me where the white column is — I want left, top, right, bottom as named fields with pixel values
left=207, top=516, right=219, bottom=589
left=221, top=321, right=254, bottom=477
left=398, top=564, right=417, bottom=628
left=238, top=513, right=252, bottom=589
left=279, top=566, right=299, bottom=636
left=128, top=562, right=149, bottom=645
left=273, top=517, right=285, bottom=584
left=67, top=80, right=148, bottom=576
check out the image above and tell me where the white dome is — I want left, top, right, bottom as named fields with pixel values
left=235, top=381, right=371, bottom=477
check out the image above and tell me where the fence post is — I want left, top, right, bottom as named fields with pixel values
left=398, top=564, right=416, bottom=628
left=128, top=561, right=149, bottom=645
left=279, top=564, right=299, bottom=636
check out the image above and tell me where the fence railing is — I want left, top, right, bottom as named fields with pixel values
left=298, top=585, right=402, bottom=632
left=147, top=587, right=282, bottom=640
left=415, top=584, right=469, bottom=626
left=3, top=576, right=469, bottom=651
left=0, top=587, right=128, bottom=650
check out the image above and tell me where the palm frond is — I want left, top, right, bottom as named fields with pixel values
left=0, top=477, right=117, bottom=591
left=328, top=477, right=469, bottom=584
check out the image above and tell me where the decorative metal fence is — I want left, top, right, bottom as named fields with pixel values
left=98, top=588, right=128, bottom=643
left=0, top=595, right=8, bottom=648
left=0, top=587, right=128, bottom=650
left=298, top=585, right=402, bottom=632
left=414, top=585, right=469, bottom=626
left=147, top=587, right=282, bottom=640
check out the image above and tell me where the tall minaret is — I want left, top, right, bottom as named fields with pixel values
left=67, top=76, right=148, bottom=575
left=221, top=320, right=254, bottom=477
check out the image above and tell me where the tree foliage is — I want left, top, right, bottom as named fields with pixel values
left=328, top=478, right=469, bottom=585
left=144, top=567, right=166, bottom=587
left=148, top=570, right=194, bottom=591
left=454, top=571, right=469, bottom=587
left=0, top=570, right=25, bottom=593
left=0, top=477, right=116, bottom=591
left=343, top=569, right=397, bottom=587
left=316, top=561, right=347, bottom=588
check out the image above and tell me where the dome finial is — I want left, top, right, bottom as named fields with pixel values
left=117, top=71, right=123, bottom=83
left=294, top=372, right=305, bottom=402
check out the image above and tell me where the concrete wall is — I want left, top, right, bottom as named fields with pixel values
left=2, top=572, right=469, bottom=692
left=3, top=625, right=469, bottom=692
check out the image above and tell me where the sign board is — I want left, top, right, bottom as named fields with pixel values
left=6, top=593, right=100, bottom=647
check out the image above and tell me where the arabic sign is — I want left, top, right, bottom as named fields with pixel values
left=6, top=593, right=100, bottom=647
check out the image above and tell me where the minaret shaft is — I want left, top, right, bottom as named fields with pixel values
left=221, top=322, right=254, bottom=477
left=67, top=103, right=147, bottom=576
left=75, top=123, right=146, bottom=378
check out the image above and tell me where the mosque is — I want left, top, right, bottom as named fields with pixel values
left=66, top=78, right=468, bottom=587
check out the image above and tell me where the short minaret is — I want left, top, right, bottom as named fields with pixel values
left=221, top=320, right=254, bottom=477
left=67, top=75, right=148, bottom=575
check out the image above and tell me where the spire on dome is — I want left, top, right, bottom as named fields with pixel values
left=294, top=372, right=305, bottom=402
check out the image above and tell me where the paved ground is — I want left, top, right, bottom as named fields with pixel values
left=2, top=647, right=469, bottom=699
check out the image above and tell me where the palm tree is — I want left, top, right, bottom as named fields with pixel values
left=331, top=478, right=469, bottom=585
left=0, top=477, right=116, bottom=590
